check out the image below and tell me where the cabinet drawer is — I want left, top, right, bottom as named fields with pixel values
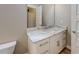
left=36, top=39, right=49, bottom=54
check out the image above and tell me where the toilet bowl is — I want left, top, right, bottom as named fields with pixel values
left=0, top=41, right=16, bottom=54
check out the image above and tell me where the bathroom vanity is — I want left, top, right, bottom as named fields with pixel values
left=27, top=26, right=66, bottom=54
left=26, top=5, right=66, bottom=54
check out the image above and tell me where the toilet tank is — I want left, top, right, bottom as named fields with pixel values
left=0, top=41, right=16, bottom=54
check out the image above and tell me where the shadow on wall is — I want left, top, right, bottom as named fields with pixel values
left=14, top=32, right=28, bottom=54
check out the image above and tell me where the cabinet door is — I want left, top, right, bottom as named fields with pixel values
left=59, top=33, right=66, bottom=51
left=49, top=32, right=66, bottom=54
left=50, top=37, right=61, bottom=54
left=59, top=37, right=65, bottom=52
left=62, top=34, right=66, bottom=48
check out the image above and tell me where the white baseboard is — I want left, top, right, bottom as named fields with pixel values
left=66, top=45, right=71, bottom=50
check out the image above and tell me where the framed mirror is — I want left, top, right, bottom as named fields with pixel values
left=27, top=5, right=42, bottom=29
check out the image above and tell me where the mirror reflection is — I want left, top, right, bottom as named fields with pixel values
left=27, top=6, right=36, bottom=28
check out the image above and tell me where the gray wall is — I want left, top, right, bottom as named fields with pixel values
left=42, top=4, right=55, bottom=26
left=0, top=5, right=28, bottom=53
left=55, top=4, right=71, bottom=47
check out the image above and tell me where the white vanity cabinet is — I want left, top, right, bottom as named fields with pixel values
left=27, top=27, right=66, bottom=54
left=49, top=31, right=66, bottom=54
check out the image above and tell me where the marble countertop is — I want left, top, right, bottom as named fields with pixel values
left=27, top=26, right=66, bottom=43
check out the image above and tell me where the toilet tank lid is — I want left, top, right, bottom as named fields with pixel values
left=0, top=41, right=16, bottom=50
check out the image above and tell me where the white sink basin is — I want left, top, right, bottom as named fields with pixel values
left=27, top=30, right=47, bottom=36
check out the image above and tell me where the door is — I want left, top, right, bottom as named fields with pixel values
left=50, top=35, right=62, bottom=54
left=71, top=4, right=79, bottom=53
left=50, top=37, right=60, bottom=54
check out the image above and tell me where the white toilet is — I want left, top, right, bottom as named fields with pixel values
left=0, top=41, right=16, bottom=54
